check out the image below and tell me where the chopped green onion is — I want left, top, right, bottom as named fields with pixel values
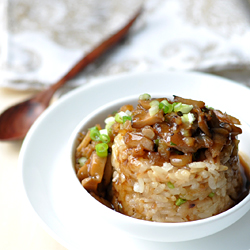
left=182, top=113, right=195, bottom=124
left=167, top=182, right=175, bottom=189
left=150, top=100, right=160, bottom=107
left=180, top=128, right=190, bottom=137
left=115, top=113, right=123, bottom=123
left=159, top=102, right=165, bottom=110
left=174, top=103, right=193, bottom=114
left=105, top=117, right=115, bottom=124
left=78, top=157, right=87, bottom=166
left=175, top=198, right=186, bottom=206
left=105, top=123, right=114, bottom=134
left=160, top=100, right=169, bottom=106
left=100, top=134, right=110, bottom=143
left=149, top=105, right=159, bottom=116
left=89, top=126, right=100, bottom=141
left=139, top=93, right=151, bottom=100
left=206, top=105, right=214, bottom=110
left=159, top=100, right=173, bottom=114
left=149, top=100, right=160, bottom=116
left=181, top=104, right=193, bottom=114
left=170, top=141, right=177, bottom=146
left=154, top=139, right=159, bottom=146
left=122, top=116, right=132, bottom=124
left=105, top=117, right=115, bottom=133
left=95, top=143, right=109, bottom=157
left=173, top=102, right=181, bottom=111
left=99, top=129, right=108, bottom=135
left=208, top=192, right=215, bottom=198
left=172, top=102, right=180, bottom=109
left=115, top=111, right=128, bottom=123
left=125, top=110, right=132, bottom=116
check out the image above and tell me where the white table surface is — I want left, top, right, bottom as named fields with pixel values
left=0, top=88, right=67, bottom=250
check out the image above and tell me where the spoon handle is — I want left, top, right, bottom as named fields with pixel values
left=33, top=9, right=142, bottom=104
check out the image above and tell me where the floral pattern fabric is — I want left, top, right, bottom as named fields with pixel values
left=1, top=0, right=250, bottom=89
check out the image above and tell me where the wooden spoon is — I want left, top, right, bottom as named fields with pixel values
left=0, top=10, right=141, bottom=141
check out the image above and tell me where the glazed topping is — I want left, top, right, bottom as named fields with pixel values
left=110, top=94, right=242, bottom=167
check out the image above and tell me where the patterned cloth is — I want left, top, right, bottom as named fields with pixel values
left=1, top=0, right=250, bottom=90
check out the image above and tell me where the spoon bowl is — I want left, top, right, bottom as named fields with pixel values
left=0, top=99, right=45, bottom=140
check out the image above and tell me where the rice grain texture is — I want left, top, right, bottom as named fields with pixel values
left=111, top=133, right=243, bottom=222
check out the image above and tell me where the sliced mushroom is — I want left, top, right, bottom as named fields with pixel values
left=213, top=110, right=241, bottom=125
left=77, top=130, right=91, bottom=152
left=138, top=100, right=151, bottom=109
left=158, top=139, right=171, bottom=159
left=101, top=154, right=113, bottom=188
left=132, top=109, right=164, bottom=128
left=173, top=96, right=205, bottom=109
left=211, top=128, right=229, bottom=136
left=82, top=177, right=99, bottom=191
left=124, top=132, right=154, bottom=151
left=207, top=110, right=220, bottom=128
left=231, top=125, right=242, bottom=136
left=119, top=104, right=134, bottom=112
left=77, top=158, right=91, bottom=181
left=209, top=132, right=227, bottom=158
left=170, top=153, right=192, bottom=167
left=164, top=132, right=213, bottom=154
left=142, top=126, right=155, bottom=139
left=198, top=112, right=211, bottom=137
left=89, top=151, right=107, bottom=182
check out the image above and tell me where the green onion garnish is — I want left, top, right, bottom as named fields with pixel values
left=139, top=93, right=151, bottom=100
left=95, top=143, right=109, bottom=157
left=115, top=113, right=123, bottom=123
left=105, top=117, right=115, bottom=124
left=159, top=100, right=173, bottom=114
left=208, top=192, right=215, bottom=198
left=122, top=116, right=132, bottom=124
left=105, top=117, right=115, bottom=133
left=125, top=110, right=132, bottom=116
left=150, top=100, right=159, bottom=107
left=115, top=111, right=129, bottom=124
left=175, top=198, right=186, bottom=206
left=100, top=134, right=110, bottom=143
left=78, top=157, right=87, bottom=166
left=170, top=141, right=177, bottom=146
left=149, top=105, right=159, bottom=116
left=206, top=105, right=214, bottom=110
left=105, top=123, right=114, bottom=134
left=149, top=100, right=159, bottom=116
left=99, top=129, right=108, bottom=135
left=89, top=126, right=100, bottom=141
left=154, top=139, right=159, bottom=146
left=174, top=103, right=193, bottom=114
left=181, top=113, right=195, bottom=124
left=89, top=127, right=110, bottom=143
left=167, top=182, right=175, bottom=189
left=160, top=100, right=169, bottom=106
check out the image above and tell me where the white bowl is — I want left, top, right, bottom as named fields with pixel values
left=68, top=94, right=250, bottom=242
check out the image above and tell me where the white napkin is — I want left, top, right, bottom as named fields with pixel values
left=1, top=0, right=250, bottom=90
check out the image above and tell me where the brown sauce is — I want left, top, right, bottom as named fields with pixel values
left=237, top=153, right=250, bottom=204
